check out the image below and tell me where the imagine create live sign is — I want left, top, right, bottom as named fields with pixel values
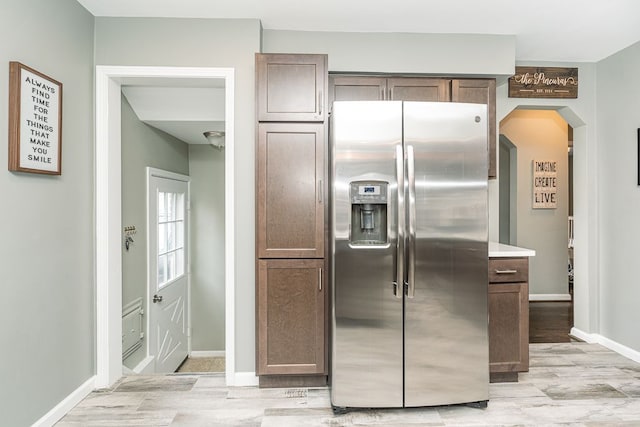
left=532, top=160, right=558, bottom=209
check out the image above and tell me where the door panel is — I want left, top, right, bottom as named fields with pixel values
left=328, top=76, right=386, bottom=112
left=403, top=102, right=488, bottom=406
left=330, top=101, right=404, bottom=408
left=388, top=78, right=450, bottom=102
left=452, top=79, right=496, bottom=178
left=257, top=259, right=326, bottom=375
left=148, top=170, right=190, bottom=373
left=257, top=123, right=325, bottom=258
left=256, top=53, right=327, bottom=122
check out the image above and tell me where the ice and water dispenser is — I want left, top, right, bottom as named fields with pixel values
left=349, top=181, right=388, bottom=245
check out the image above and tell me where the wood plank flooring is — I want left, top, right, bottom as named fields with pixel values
left=529, top=301, right=574, bottom=343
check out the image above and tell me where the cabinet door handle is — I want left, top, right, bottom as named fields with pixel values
left=318, top=268, right=322, bottom=291
left=495, top=269, right=518, bottom=274
left=318, top=180, right=323, bottom=203
left=318, top=91, right=323, bottom=116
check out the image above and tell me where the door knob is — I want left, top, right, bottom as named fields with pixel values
left=152, top=294, right=163, bottom=303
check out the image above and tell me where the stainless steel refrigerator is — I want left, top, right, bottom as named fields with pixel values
left=330, top=101, right=489, bottom=410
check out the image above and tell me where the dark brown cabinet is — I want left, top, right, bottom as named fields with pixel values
left=328, top=75, right=496, bottom=178
left=257, top=259, right=326, bottom=376
left=255, top=53, right=329, bottom=386
left=488, top=257, right=530, bottom=382
left=256, top=53, right=327, bottom=122
left=452, top=79, right=497, bottom=178
left=257, top=123, right=325, bottom=258
left=329, top=76, right=450, bottom=107
left=388, top=77, right=450, bottom=102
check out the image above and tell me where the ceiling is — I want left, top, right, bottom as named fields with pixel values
left=76, top=0, right=640, bottom=62
left=80, top=0, right=640, bottom=145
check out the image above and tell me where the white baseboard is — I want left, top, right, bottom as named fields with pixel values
left=529, top=293, right=572, bottom=301
left=571, top=327, right=640, bottom=364
left=233, top=372, right=259, bottom=387
left=132, top=356, right=155, bottom=374
left=190, top=350, right=225, bottom=358
left=32, top=376, right=95, bottom=427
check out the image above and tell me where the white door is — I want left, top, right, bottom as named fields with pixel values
left=148, top=168, right=190, bottom=373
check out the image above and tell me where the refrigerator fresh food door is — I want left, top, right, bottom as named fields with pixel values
left=403, top=102, right=489, bottom=407
left=331, top=101, right=404, bottom=408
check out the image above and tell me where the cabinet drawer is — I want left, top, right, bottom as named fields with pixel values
left=489, top=257, right=528, bottom=283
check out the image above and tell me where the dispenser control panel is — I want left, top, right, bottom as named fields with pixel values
left=359, top=185, right=381, bottom=196
left=351, top=182, right=388, bottom=204
left=349, top=181, right=388, bottom=245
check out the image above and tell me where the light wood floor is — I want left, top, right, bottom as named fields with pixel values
left=58, top=343, right=640, bottom=426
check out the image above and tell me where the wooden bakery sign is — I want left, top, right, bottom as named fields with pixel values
left=509, top=66, right=578, bottom=99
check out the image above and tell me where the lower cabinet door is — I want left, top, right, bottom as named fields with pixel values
left=257, top=259, right=326, bottom=375
left=488, top=282, right=529, bottom=373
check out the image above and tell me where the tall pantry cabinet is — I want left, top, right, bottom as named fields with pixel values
left=255, top=53, right=329, bottom=386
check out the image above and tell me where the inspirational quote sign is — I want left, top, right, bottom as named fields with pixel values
left=8, top=62, right=63, bottom=174
left=532, top=160, right=557, bottom=209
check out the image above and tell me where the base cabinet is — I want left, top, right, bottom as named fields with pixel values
left=257, top=259, right=327, bottom=377
left=488, top=257, right=530, bottom=382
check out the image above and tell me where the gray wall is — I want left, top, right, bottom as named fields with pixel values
left=500, top=110, right=569, bottom=296
left=0, top=1, right=94, bottom=425
left=189, top=145, right=225, bottom=351
left=121, top=95, right=190, bottom=369
left=496, top=61, right=598, bottom=337
left=595, top=41, right=640, bottom=351
left=95, top=17, right=261, bottom=371
left=263, top=30, right=516, bottom=76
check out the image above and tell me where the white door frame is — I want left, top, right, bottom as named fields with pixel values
left=95, top=65, right=235, bottom=388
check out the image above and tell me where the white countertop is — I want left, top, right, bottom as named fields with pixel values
left=489, top=242, right=536, bottom=258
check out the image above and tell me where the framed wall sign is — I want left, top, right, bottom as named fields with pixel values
left=532, top=159, right=558, bottom=209
left=8, top=61, right=63, bottom=175
left=509, top=66, right=578, bottom=99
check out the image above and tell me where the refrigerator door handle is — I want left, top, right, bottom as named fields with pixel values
left=394, top=144, right=404, bottom=299
left=407, top=145, right=417, bottom=298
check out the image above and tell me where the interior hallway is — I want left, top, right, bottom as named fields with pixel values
left=57, top=343, right=640, bottom=426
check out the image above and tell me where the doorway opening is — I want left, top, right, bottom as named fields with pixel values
left=499, top=108, right=574, bottom=343
left=95, top=66, right=236, bottom=388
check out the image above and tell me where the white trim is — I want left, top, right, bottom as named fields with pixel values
left=529, top=293, right=572, bottom=301
left=131, top=355, right=156, bottom=374
left=570, top=328, right=640, bottom=364
left=233, top=372, right=259, bottom=387
left=95, top=65, right=236, bottom=390
left=32, top=376, right=96, bottom=427
left=190, top=350, right=225, bottom=358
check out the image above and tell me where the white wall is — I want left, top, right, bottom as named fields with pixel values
left=95, top=17, right=261, bottom=372
left=0, top=1, right=95, bottom=425
left=595, top=41, right=640, bottom=352
left=189, top=145, right=225, bottom=351
left=500, top=110, right=569, bottom=296
left=120, top=95, right=190, bottom=369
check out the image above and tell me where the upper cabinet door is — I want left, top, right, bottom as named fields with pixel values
left=256, top=53, right=328, bottom=122
left=257, top=123, right=325, bottom=258
left=452, top=79, right=497, bottom=178
left=388, top=78, right=451, bottom=102
left=328, top=76, right=387, bottom=112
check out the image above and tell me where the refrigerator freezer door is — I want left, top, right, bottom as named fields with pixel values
left=403, top=102, right=489, bottom=407
left=331, top=101, right=404, bottom=408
